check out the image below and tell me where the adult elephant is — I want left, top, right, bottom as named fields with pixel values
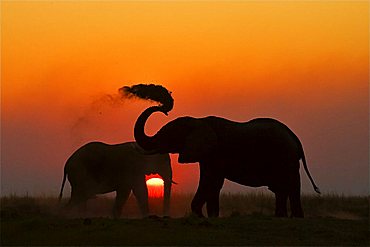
left=59, top=141, right=173, bottom=218
left=134, top=105, right=320, bottom=218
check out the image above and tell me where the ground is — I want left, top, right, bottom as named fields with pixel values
left=1, top=194, right=369, bottom=246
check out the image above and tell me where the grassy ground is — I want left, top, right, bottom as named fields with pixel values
left=1, top=193, right=369, bottom=246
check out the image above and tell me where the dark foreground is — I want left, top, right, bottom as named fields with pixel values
left=2, top=215, right=369, bottom=246
left=1, top=194, right=369, bottom=246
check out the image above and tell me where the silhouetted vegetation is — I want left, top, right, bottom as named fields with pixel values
left=1, top=193, right=368, bottom=245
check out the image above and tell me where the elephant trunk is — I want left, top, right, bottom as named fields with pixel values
left=158, top=155, right=172, bottom=216
left=134, top=106, right=163, bottom=151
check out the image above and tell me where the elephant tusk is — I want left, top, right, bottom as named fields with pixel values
left=159, top=108, right=169, bottom=116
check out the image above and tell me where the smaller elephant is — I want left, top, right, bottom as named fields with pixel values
left=59, top=141, right=173, bottom=218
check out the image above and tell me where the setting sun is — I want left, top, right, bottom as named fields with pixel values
left=146, top=178, right=164, bottom=198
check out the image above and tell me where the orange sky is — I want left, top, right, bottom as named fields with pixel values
left=1, top=1, right=368, bottom=196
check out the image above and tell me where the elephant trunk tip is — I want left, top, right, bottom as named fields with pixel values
left=120, top=84, right=174, bottom=113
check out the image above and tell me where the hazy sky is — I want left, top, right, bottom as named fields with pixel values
left=1, top=1, right=368, bottom=196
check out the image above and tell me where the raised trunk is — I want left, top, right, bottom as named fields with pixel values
left=134, top=106, right=162, bottom=151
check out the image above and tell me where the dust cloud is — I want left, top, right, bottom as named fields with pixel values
left=120, top=84, right=174, bottom=113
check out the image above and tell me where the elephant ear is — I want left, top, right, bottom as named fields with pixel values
left=178, top=122, right=217, bottom=163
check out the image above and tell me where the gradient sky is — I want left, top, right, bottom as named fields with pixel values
left=1, top=1, right=368, bottom=196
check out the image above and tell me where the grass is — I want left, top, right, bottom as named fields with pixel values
left=1, top=193, right=369, bottom=246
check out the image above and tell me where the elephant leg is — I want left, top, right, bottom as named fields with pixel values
left=132, top=176, right=149, bottom=217
left=205, top=177, right=224, bottom=217
left=191, top=165, right=210, bottom=217
left=113, top=188, right=131, bottom=218
left=67, top=186, right=88, bottom=208
left=206, top=190, right=221, bottom=217
left=288, top=171, right=304, bottom=218
left=162, top=179, right=172, bottom=217
left=191, top=164, right=224, bottom=218
left=63, top=186, right=90, bottom=217
left=289, top=190, right=304, bottom=218
left=191, top=189, right=206, bottom=217
left=275, top=191, right=288, bottom=217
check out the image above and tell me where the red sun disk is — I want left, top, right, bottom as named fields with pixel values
left=145, top=174, right=162, bottom=180
left=146, top=176, right=164, bottom=198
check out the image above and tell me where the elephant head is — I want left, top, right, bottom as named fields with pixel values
left=134, top=106, right=217, bottom=163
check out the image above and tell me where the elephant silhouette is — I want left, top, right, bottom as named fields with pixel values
left=59, top=141, right=173, bottom=218
left=133, top=104, right=320, bottom=218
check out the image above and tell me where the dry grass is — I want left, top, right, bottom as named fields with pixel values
left=1, top=192, right=368, bottom=219
left=1, top=193, right=368, bottom=246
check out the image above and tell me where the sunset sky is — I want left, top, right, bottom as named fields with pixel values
left=1, top=1, right=368, bottom=196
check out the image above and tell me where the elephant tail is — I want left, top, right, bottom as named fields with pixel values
left=58, top=167, right=67, bottom=202
left=301, top=152, right=321, bottom=194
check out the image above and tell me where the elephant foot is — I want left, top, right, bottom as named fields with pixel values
left=291, top=215, right=304, bottom=218
left=112, top=213, right=121, bottom=219
left=193, top=210, right=205, bottom=218
left=207, top=212, right=219, bottom=218
left=112, top=207, right=122, bottom=219
left=191, top=203, right=204, bottom=218
left=146, top=214, right=161, bottom=220
left=275, top=211, right=288, bottom=218
left=291, top=211, right=304, bottom=218
left=275, top=214, right=288, bottom=218
left=190, top=211, right=204, bottom=218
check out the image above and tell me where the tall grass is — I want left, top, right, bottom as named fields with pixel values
left=1, top=193, right=368, bottom=220
left=220, top=193, right=369, bottom=219
left=2, top=193, right=368, bottom=246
